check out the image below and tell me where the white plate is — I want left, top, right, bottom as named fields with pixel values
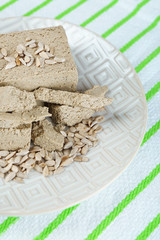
left=0, top=17, right=147, bottom=215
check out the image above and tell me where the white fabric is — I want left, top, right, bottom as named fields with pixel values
left=0, top=0, right=160, bottom=239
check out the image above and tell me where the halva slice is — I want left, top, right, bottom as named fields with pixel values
left=0, top=86, right=36, bottom=112
left=34, top=88, right=113, bottom=110
left=0, top=26, right=78, bottom=91
left=32, top=119, right=64, bottom=151
left=0, top=106, right=51, bottom=128
left=0, top=124, right=31, bottom=150
left=50, top=105, right=95, bottom=126
left=49, top=85, right=109, bottom=126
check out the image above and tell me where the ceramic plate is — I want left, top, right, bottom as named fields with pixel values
left=0, top=17, right=147, bottom=215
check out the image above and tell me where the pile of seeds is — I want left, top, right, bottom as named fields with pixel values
left=0, top=39, right=65, bottom=70
left=0, top=115, right=104, bottom=183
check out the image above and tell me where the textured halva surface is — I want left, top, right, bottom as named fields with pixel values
left=0, top=106, right=51, bottom=128
left=49, top=85, right=109, bottom=126
left=32, top=119, right=64, bottom=151
left=34, top=88, right=113, bottom=109
left=0, top=26, right=78, bottom=91
left=0, top=86, right=36, bottom=112
left=50, top=105, right=95, bottom=126
left=0, top=124, right=31, bottom=150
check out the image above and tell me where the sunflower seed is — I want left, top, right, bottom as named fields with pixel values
left=81, top=145, right=89, bottom=155
left=5, top=172, right=16, bottom=182
left=46, top=160, right=55, bottom=166
left=45, top=45, right=50, bottom=52
left=29, top=43, right=37, bottom=48
left=17, top=172, right=28, bottom=179
left=27, top=57, right=34, bottom=67
left=0, top=53, right=3, bottom=59
left=0, top=160, right=7, bottom=167
left=54, top=167, right=64, bottom=175
left=43, top=166, right=49, bottom=176
left=50, top=47, right=55, bottom=55
left=74, top=156, right=82, bottom=162
left=54, top=57, right=65, bottom=63
left=4, top=57, right=15, bottom=62
left=75, top=133, right=83, bottom=139
left=35, top=152, right=42, bottom=161
left=39, top=51, right=49, bottom=59
left=93, top=140, right=99, bottom=147
left=29, top=152, right=35, bottom=158
left=17, top=149, right=29, bottom=156
left=35, top=47, right=43, bottom=55
left=63, top=149, right=71, bottom=156
left=0, top=151, right=9, bottom=157
left=45, top=59, right=56, bottom=65
left=31, top=146, right=41, bottom=152
left=19, top=58, right=26, bottom=66
left=94, top=126, right=103, bottom=133
left=5, top=61, right=16, bottom=69
left=69, top=127, right=77, bottom=133
left=81, top=138, right=92, bottom=146
left=40, top=57, right=45, bottom=68
left=48, top=166, right=55, bottom=171
left=16, top=56, right=21, bottom=66
left=70, top=146, right=78, bottom=156
left=24, top=56, right=30, bottom=63
left=11, top=165, right=19, bottom=173
left=34, top=165, right=43, bottom=173
left=68, top=132, right=74, bottom=138
left=82, top=157, right=89, bottom=162
left=16, top=44, right=25, bottom=54
left=40, top=149, right=45, bottom=158
left=0, top=172, right=4, bottom=178
left=61, top=157, right=73, bottom=167
left=20, top=155, right=28, bottom=164
left=14, top=156, right=22, bottom=164
left=14, top=177, right=24, bottom=183
left=46, top=52, right=54, bottom=58
left=39, top=162, right=46, bottom=168
left=64, top=142, right=73, bottom=149
left=60, top=131, right=67, bottom=137
left=87, top=135, right=97, bottom=141
left=61, top=155, right=69, bottom=162
left=1, top=48, right=7, bottom=57
left=25, top=40, right=36, bottom=47
left=96, top=116, right=104, bottom=122
left=6, top=151, right=16, bottom=160
left=36, top=57, right=41, bottom=67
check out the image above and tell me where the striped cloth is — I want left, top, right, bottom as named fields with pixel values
left=0, top=0, right=160, bottom=239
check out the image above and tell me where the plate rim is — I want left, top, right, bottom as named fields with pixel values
left=0, top=16, right=147, bottom=216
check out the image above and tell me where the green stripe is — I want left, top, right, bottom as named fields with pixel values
left=80, top=0, right=119, bottom=27
left=135, top=47, right=160, bottom=73
left=33, top=204, right=79, bottom=240
left=102, top=0, right=150, bottom=38
left=23, top=0, right=53, bottom=16
left=120, top=16, right=160, bottom=53
left=0, top=0, right=18, bottom=11
left=55, top=0, right=87, bottom=19
left=141, top=120, right=160, bottom=146
left=136, top=213, right=160, bottom=240
left=146, top=82, right=160, bottom=102
left=0, top=217, right=19, bottom=236
left=85, top=153, right=160, bottom=239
